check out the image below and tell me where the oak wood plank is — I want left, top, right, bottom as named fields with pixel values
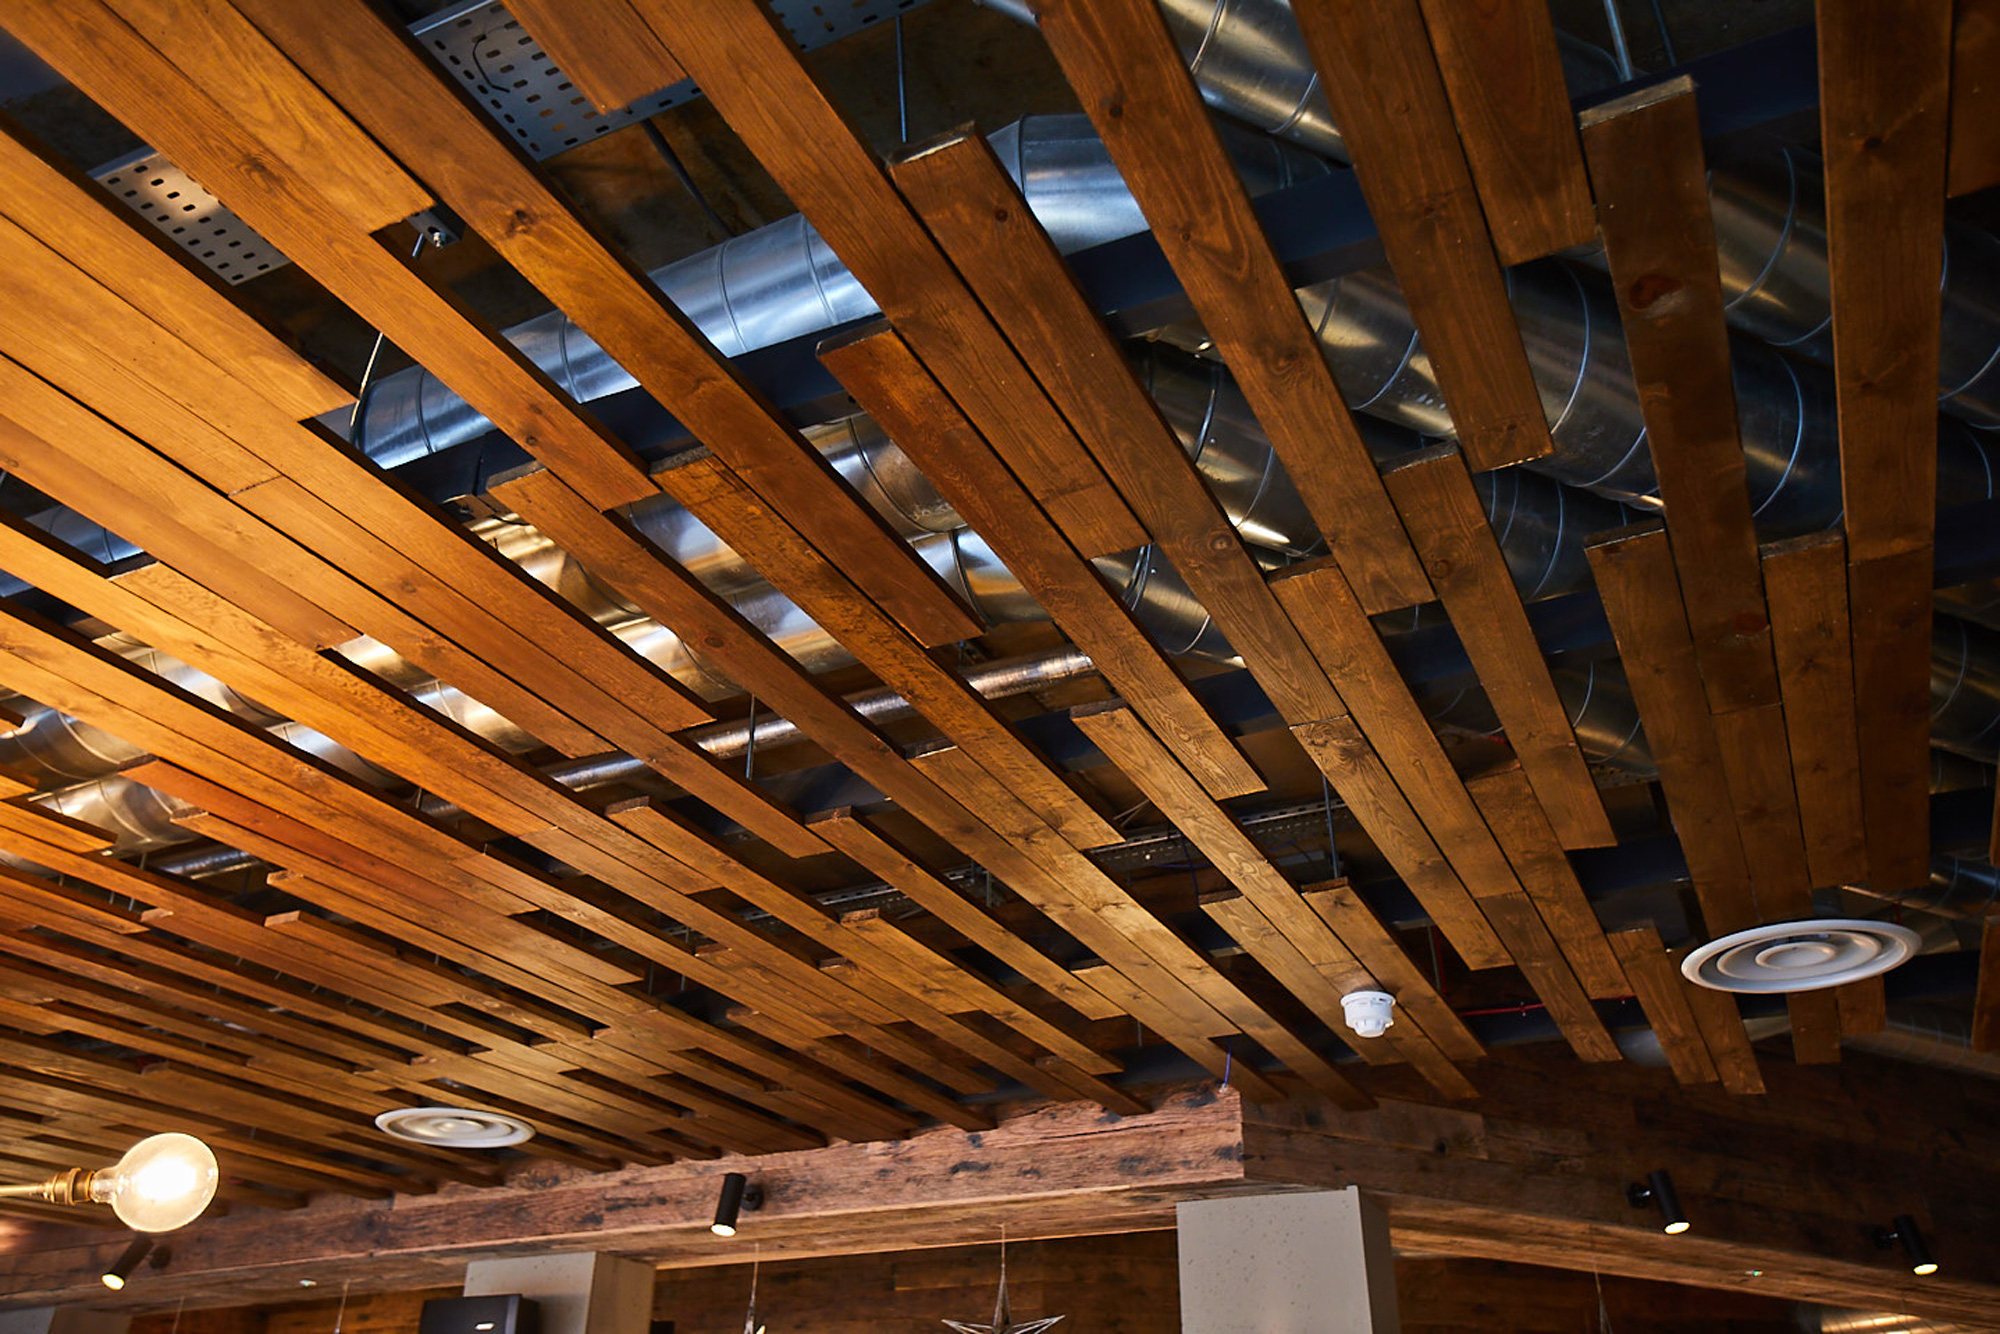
left=1712, top=704, right=1815, bottom=922
left=1761, top=532, right=1869, bottom=888
left=1299, top=880, right=1485, bottom=1063
left=1414, top=0, right=1596, bottom=264
left=1068, top=962, right=1286, bottom=1103
left=1197, top=890, right=1402, bottom=1068
left=1681, top=982, right=1768, bottom=1095
left=500, top=0, right=686, bottom=112
left=1292, top=0, right=1557, bottom=470
left=1835, top=976, right=1888, bottom=1038
left=1788, top=989, right=1845, bottom=1065
left=1026, top=0, right=1434, bottom=611
left=1949, top=0, right=2000, bottom=196
left=819, top=321, right=1263, bottom=802
left=1288, top=715, right=1511, bottom=971
left=1607, top=928, right=1718, bottom=1086
left=1479, top=891, right=1621, bottom=1062
left=1820, top=0, right=1948, bottom=896
left=1586, top=523, right=1759, bottom=937
left=1465, top=765, right=1627, bottom=1000
left=1975, top=920, right=2000, bottom=1054
left=1580, top=76, right=1781, bottom=715
left=1380, top=446, right=1613, bottom=848
left=232, top=0, right=978, bottom=647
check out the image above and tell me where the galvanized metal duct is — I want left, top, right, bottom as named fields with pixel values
left=1798, top=1307, right=1993, bottom=1334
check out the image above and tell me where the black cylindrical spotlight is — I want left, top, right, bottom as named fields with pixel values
left=1626, top=1170, right=1690, bottom=1235
left=101, top=1236, right=151, bottom=1291
left=1874, top=1214, right=1940, bottom=1276
left=710, top=1172, right=763, bottom=1238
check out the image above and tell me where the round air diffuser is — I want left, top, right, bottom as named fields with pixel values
left=374, top=1107, right=535, bottom=1148
left=1680, top=919, right=1921, bottom=994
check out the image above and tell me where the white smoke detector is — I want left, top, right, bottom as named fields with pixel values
left=374, top=1106, right=536, bottom=1148
left=1680, top=919, right=1922, bottom=994
left=1341, top=989, right=1397, bottom=1039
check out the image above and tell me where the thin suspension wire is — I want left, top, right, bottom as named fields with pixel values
left=894, top=14, right=909, bottom=143
left=349, top=231, right=435, bottom=431
left=334, top=1278, right=352, bottom=1334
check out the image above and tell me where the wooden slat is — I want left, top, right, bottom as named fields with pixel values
left=1288, top=0, right=1555, bottom=471
left=1478, top=892, right=1621, bottom=1063
left=1949, top=0, right=2000, bottom=196
left=818, top=321, right=1262, bottom=801
left=1288, top=716, right=1510, bottom=971
left=1835, top=976, right=1888, bottom=1038
left=1269, top=558, right=1527, bottom=899
left=1710, top=704, right=1815, bottom=922
left=1299, top=880, right=1485, bottom=1064
left=1379, top=445, right=1613, bottom=848
left=1579, top=76, right=1781, bottom=715
left=229, top=0, right=977, bottom=648
left=542, top=0, right=1145, bottom=563
left=1413, top=0, right=1596, bottom=263
left=1819, top=0, right=1949, bottom=893
left=887, top=129, right=1348, bottom=729
left=1681, top=983, right=1768, bottom=1096
left=1464, top=765, right=1627, bottom=1000
left=1974, top=919, right=2000, bottom=1055
left=1585, top=524, right=1758, bottom=937
left=1024, top=0, right=1433, bottom=612
left=1070, top=962, right=1287, bottom=1103
left=1788, top=989, right=1845, bottom=1065
left=500, top=0, right=685, bottom=112
left=1196, top=890, right=1399, bottom=1067
left=1762, top=532, right=1869, bottom=888
left=1607, top=928, right=1719, bottom=1086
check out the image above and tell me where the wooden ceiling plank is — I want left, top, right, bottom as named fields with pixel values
left=0, top=0, right=654, bottom=514
left=1819, top=0, right=1950, bottom=893
left=1025, top=0, right=1431, bottom=611
left=1380, top=446, right=1614, bottom=849
left=1948, top=0, right=2000, bottom=196
left=1270, top=559, right=1527, bottom=897
left=1298, top=880, right=1485, bottom=1065
left=1585, top=524, right=1759, bottom=938
left=500, top=0, right=685, bottom=112
left=1288, top=716, right=1510, bottom=971
left=1680, top=982, right=1768, bottom=1096
left=228, top=0, right=976, bottom=648
left=1579, top=77, right=1783, bottom=717
left=1465, top=764, right=1627, bottom=1001
left=1710, top=705, right=1816, bottom=922
left=549, top=0, right=1150, bottom=564
left=655, top=449, right=1120, bottom=853
left=885, top=129, right=1350, bottom=737
left=1787, top=988, right=1845, bottom=1065
left=96, top=0, right=431, bottom=233
left=1834, top=976, right=1888, bottom=1038
left=1478, top=891, right=1621, bottom=1062
left=809, top=812, right=1127, bottom=1025
left=1413, top=0, right=1596, bottom=264
left=0, top=117, right=348, bottom=419
left=1760, top=532, right=1869, bottom=888
left=819, top=321, right=1263, bottom=803
left=1606, top=927, right=1719, bottom=1086
left=0, top=801, right=112, bottom=854
left=1197, top=890, right=1400, bottom=1068
left=1290, top=0, right=1555, bottom=471
left=1974, top=918, right=2000, bottom=1053
left=1069, top=962, right=1285, bottom=1103
left=721, top=1000, right=992, bottom=1134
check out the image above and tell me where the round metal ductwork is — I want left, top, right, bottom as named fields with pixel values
left=374, top=1107, right=536, bottom=1148
left=1681, top=919, right=1924, bottom=994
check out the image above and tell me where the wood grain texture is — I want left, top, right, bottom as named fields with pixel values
left=1975, top=919, right=2000, bottom=1054
left=1029, top=0, right=1432, bottom=611
left=1415, top=0, right=1596, bottom=263
left=1291, top=0, right=1557, bottom=471
left=1478, top=891, right=1621, bottom=1062
left=1849, top=549, right=1934, bottom=891
left=1761, top=532, right=1869, bottom=888
left=1580, top=77, right=1780, bottom=716
left=502, top=0, right=685, bottom=112
left=1681, top=983, right=1767, bottom=1096
left=1949, top=0, right=2000, bottom=196
left=1381, top=445, right=1613, bottom=848
left=1608, top=928, right=1718, bottom=1086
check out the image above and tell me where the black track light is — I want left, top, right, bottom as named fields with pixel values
left=101, top=1236, right=151, bottom=1291
left=1627, top=1169, right=1690, bottom=1235
left=710, top=1172, right=763, bottom=1238
left=1874, top=1214, right=1939, bottom=1276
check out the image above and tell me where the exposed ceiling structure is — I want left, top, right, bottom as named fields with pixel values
left=0, top=0, right=1992, bottom=1315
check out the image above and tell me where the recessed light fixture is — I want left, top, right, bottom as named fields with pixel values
left=1874, top=1215, right=1940, bottom=1276
left=299, top=1279, right=318, bottom=1288
left=1628, top=1170, right=1690, bottom=1234
left=711, top=1172, right=764, bottom=1237
left=374, top=1107, right=535, bottom=1148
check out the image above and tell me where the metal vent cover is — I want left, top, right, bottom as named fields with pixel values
left=1681, top=918, right=1923, bottom=994
left=413, top=0, right=930, bottom=161
left=90, top=148, right=289, bottom=285
left=375, top=1106, right=536, bottom=1147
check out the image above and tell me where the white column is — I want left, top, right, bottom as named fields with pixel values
left=1176, top=1188, right=1399, bottom=1334
left=463, top=1253, right=654, bottom=1334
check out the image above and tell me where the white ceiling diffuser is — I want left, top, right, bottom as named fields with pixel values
left=373, top=1107, right=536, bottom=1148
left=1680, top=919, right=1922, bottom=994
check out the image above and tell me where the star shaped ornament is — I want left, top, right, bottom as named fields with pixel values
left=943, top=1238, right=1064, bottom=1334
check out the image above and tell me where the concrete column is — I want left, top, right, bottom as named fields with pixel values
left=463, top=1253, right=654, bottom=1334
left=1177, top=1188, right=1399, bottom=1334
